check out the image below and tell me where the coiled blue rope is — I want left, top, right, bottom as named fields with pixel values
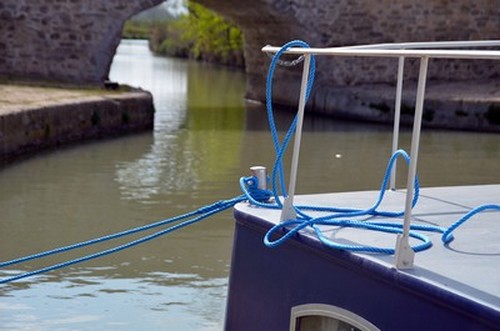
left=260, top=41, right=429, bottom=253
left=257, top=40, right=500, bottom=254
left=261, top=149, right=436, bottom=254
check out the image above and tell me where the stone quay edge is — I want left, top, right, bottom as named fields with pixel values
left=0, top=84, right=154, bottom=165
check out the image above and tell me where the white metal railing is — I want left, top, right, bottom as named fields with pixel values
left=262, top=40, right=500, bottom=269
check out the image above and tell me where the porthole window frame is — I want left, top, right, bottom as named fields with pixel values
left=290, top=303, right=380, bottom=331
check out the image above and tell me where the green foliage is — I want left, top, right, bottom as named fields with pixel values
left=122, top=21, right=153, bottom=40
left=149, top=2, right=245, bottom=67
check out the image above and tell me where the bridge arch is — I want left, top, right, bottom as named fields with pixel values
left=0, top=0, right=164, bottom=84
left=1, top=0, right=499, bottom=112
left=197, top=0, right=500, bottom=105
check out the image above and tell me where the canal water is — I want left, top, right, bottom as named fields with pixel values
left=0, top=39, right=498, bottom=330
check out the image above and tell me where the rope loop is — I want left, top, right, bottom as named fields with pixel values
left=258, top=146, right=429, bottom=253
left=264, top=218, right=433, bottom=254
left=265, top=40, right=316, bottom=201
left=442, top=204, right=500, bottom=244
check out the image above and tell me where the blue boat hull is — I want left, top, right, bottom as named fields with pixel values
left=225, top=207, right=500, bottom=330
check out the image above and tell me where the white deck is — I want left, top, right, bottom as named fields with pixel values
left=235, top=184, right=500, bottom=310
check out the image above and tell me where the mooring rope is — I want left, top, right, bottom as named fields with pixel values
left=0, top=195, right=247, bottom=284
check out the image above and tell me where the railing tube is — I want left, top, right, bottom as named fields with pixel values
left=280, top=54, right=312, bottom=222
left=395, top=56, right=429, bottom=269
left=390, top=56, right=405, bottom=190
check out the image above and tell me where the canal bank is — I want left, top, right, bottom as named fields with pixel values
left=0, top=84, right=154, bottom=165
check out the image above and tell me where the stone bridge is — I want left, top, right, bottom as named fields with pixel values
left=1, top=0, right=500, bottom=129
left=0, top=1, right=165, bottom=84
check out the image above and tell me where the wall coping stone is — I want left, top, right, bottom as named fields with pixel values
left=0, top=84, right=155, bottom=165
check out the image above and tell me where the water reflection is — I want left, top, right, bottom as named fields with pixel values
left=1, top=40, right=246, bottom=331
left=113, top=40, right=247, bottom=205
left=112, top=39, right=189, bottom=133
left=0, top=271, right=226, bottom=331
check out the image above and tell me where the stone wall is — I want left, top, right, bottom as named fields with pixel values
left=1, top=0, right=499, bottom=116
left=199, top=0, right=500, bottom=110
left=0, top=87, right=155, bottom=164
left=0, top=0, right=163, bottom=84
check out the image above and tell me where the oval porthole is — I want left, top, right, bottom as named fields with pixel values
left=290, top=304, right=380, bottom=331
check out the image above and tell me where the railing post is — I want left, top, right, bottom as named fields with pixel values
left=280, top=54, right=312, bottom=222
left=395, top=56, right=429, bottom=269
left=390, top=56, right=405, bottom=190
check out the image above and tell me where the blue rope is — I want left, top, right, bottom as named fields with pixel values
left=261, top=149, right=433, bottom=254
left=261, top=41, right=431, bottom=253
left=258, top=40, right=500, bottom=254
left=1, top=209, right=204, bottom=269
left=441, top=204, right=500, bottom=244
left=2, top=40, right=498, bottom=284
left=265, top=40, right=316, bottom=203
left=239, top=176, right=276, bottom=208
left=1, top=41, right=302, bottom=284
left=0, top=196, right=249, bottom=270
left=0, top=195, right=248, bottom=284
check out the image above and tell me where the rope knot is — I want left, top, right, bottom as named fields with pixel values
left=241, top=176, right=273, bottom=203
